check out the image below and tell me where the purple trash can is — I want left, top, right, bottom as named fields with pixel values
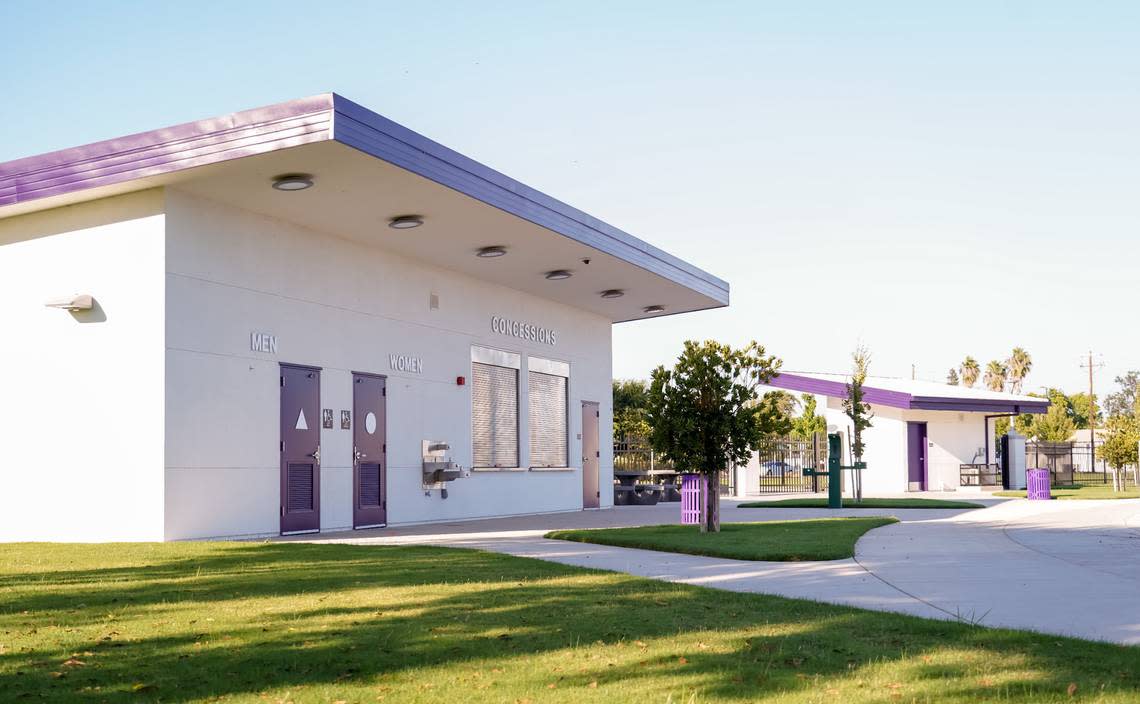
left=1026, top=468, right=1051, bottom=500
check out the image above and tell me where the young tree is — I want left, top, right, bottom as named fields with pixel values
left=1007, top=347, right=1033, bottom=394
left=791, top=393, right=827, bottom=440
left=842, top=346, right=873, bottom=502
left=947, top=368, right=960, bottom=386
left=984, top=360, right=1008, bottom=392
left=960, top=357, right=980, bottom=388
left=1100, top=414, right=1139, bottom=491
left=646, top=340, right=780, bottom=532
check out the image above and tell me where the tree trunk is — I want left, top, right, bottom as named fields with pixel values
left=701, top=471, right=721, bottom=533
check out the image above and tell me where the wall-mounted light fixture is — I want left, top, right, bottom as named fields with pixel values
left=45, top=294, right=94, bottom=311
left=389, top=215, right=424, bottom=229
left=544, top=270, right=573, bottom=280
left=271, top=174, right=314, bottom=191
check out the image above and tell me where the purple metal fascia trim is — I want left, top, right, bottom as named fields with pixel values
left=0, top=95, right=335, bottom=208
left=910, top=397, right=1050, bottom=414
left=1, top=93, right=727, bottom=305
left=766, top=373, right=914, bottom=409
left=328, top=94, right=729, bottom=305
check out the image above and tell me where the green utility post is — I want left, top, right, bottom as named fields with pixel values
left=827, top=433, right=843, bottom=509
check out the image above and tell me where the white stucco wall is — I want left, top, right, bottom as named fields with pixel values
left=163, top=189, right=614, bottom=540
left=824, top=401, right=990, bottom=494
left=0, top=191, right=166, bottom=541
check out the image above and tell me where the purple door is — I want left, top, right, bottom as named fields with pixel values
left=906, top=421, right=928, bottom=492
left=352, top=373, right=387, bottom=528
left=280, top=364, right=321, bottom=534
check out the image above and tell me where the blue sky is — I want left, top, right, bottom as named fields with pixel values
left=2, top=1, right=1137, bottom=398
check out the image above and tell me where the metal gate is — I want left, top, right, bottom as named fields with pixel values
left=753, top=433, right=829, bottom=494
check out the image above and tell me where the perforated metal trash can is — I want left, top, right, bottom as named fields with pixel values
left=1026, top=468, right=1051, bottom=500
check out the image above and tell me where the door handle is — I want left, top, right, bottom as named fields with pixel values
left=355, top=446, right=366, bottom=461
left=308, top=445, right=321, bottom=464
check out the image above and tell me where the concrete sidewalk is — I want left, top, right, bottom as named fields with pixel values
left=301, top=498, right=1140, bottom=645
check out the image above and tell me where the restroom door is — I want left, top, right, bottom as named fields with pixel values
left=581, top=401, right=600, bottom=508
left=906, top=421, right=928, bottom=492
left=353, top=373, right=387, bottom=528
left=280, top=364, right=321, bottom=534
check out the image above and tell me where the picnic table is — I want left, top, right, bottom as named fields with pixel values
left=613, top=471, right=662, bottom=505
left=648, top=470, right=681, bottom=502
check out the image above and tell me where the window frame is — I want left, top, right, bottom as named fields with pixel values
left=527, top=356, right=570, bottom=469
left=470, top=346, right=521, bottom=469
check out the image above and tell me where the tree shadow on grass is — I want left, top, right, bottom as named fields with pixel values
left=1, top=542, right=1138, bottom=702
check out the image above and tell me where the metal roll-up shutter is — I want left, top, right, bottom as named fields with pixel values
left=528, top=370, right=568, bottom=467
left=472, top=361, right=519, bottom=467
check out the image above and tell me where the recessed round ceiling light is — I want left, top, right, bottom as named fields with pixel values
left=476, top=246, right=507, bottom=258
left=600, top=289, right=625, bottom=299
left=544, top=270, right=573, bottom=280
left=643, top=305, right=666, bottom=314
left=271, top=173, right=314, bottom=191
left=388, top=215, right=424, bottom=229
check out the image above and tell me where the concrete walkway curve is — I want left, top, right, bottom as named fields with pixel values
left=299, top=497, right=1140, bottom=645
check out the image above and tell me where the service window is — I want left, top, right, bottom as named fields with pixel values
left=528, top=357, right=570, bottom=467
left=471, top=347, right=520, bottom=468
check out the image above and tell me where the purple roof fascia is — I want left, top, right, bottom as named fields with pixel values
left=767, top=373, right=913, bottom=409
left=768, top=372, right=1051, bottom=414
left=0, top=93, right=729, bottom=308
left=910, top=397, right=1050, bottom=414
left=328, top=94, right=728, bottom=304
left=0, top=95, right=333, bottom=207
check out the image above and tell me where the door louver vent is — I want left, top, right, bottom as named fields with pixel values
left=287, top=463, right=314, bottom=511
left=359, top=463, right=381, bottom=507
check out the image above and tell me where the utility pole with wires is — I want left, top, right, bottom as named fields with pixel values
left=1080, top=351, right=1106, bottom=483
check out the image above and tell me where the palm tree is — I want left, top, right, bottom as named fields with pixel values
left=1007, top=347, right=1033, bottom=394
left=960, top=357, right=980, bottom=388
left=984, top=360, right=1008, bottom=392
left=947, top=368, right=960, bottom=386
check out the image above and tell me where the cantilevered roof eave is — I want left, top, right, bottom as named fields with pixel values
left=0, top=93, right=729, bottom=310
left=327, top=94, right=728, bottom=305
left=767, top=372, right=1051, bottom=414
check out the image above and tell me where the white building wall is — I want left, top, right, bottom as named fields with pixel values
left=824, top=401, right=990, bottom=494
left=163, top=189, right=613, bottom=540
left=913, top=410, right=988, bottom=491
left=0, top=191, right=166, bottom=541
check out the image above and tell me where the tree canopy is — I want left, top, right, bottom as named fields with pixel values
left=1007, top=348, right=1032, bottom=394
left=791, top=393, right=827, bottom=440
left=646, top=340, right=781, bottom=532
left=612, top=379, right=651, bottom=440
left=1099, top=414, right=1139, bottom=472
left=960, top=357, right=980, bottom=388
left=984, top=360, right=1008, bottom=392
left=1104, top=371, right=1139, bottom=418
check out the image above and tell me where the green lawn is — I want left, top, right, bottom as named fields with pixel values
left=545, top=517, right=896, bottom=561
left=2, top=543, right=1139, bottom=702
left=994, top=484, right=1140, bottom=500
left=738, top=497, right=985, bottom=509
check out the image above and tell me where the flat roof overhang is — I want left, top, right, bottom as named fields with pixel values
left=767, top=372, right=1051, bottom=415
left=0, top=93, right=727, bottom=323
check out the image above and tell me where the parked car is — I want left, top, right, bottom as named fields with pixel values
left=759, top=460, right=796, bottom=477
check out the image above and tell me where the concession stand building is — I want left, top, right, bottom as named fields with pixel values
left=0, top=94, right=728, bottom=541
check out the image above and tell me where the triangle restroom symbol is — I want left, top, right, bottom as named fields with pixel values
left=295, top=408, right=309, bottom=431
